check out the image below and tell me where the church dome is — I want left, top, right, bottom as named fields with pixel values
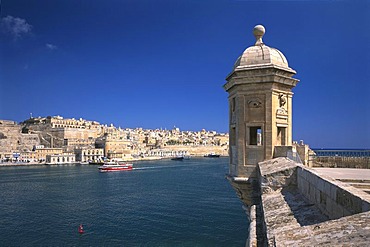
left=233, top=25, right=289, bottom=70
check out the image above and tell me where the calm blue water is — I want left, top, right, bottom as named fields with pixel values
left=0, top=157, right=248, bottom=246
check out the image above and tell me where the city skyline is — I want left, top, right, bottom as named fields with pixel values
left=1, top=0, right=369, bottom=148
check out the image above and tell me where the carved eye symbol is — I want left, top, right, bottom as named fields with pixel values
left=248, top=99, right=262, bottom=108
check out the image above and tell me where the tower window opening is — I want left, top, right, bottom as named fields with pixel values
left=249, top=127, right=262, bottom=146
left=232, top=97, right=236, bottom=112
left=277, top=127, right=286, bottom=146
left=230, top=127, right=236, bottom=146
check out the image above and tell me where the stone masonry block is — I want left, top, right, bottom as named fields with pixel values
left=336, top=188, right=362, bottom=214
left=325, top=197, right=335, bottom=215
left=297, top=176, right=303, bottom=190
left=309, top=183, right=316, bottom=203
left=316, top=177, right=324, bottom=191
left=362, top=200, right=370, bottom=212
left=306, top=170, right=314, bottom=184
left=302, top=179, right=309, bottom=196
left=308, top=173, right=319, bottom=186
left=323, top=180, right=331, bottom=198
left=300, top=168, right=308, bottom=180
left=331, top=203, right=344, bottom=220
left=330, top=183, right=337, bottom=201
left=316, top=189, right=321, bottom=205
left=343, top=208, right=352, bottom=217
left=297, top=166, right=303, bottom=178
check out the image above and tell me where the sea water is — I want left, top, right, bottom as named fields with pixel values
left=0, top=157, right=248, bottom=246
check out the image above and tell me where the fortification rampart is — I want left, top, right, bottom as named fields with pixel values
left=297, top=166, right=370, bottom=219
left=247, top=157, right=370, bottom=246
left=311, top=156, right=370, bottom=169
left=0, top=120, right=40, bottom=154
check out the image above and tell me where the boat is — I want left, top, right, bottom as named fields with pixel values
left=204, top=153, right=220, bottom=158
left=89, top=161, right=104, bottom=165
left=98, top=162, right=133, bottom=172
left=171, top=156, right=184, bottom=161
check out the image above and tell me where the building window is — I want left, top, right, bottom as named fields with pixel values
left=249, top=127, right=262, bottom=146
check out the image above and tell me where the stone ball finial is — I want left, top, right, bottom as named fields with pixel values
left=253, top=25, right=265, bottom=46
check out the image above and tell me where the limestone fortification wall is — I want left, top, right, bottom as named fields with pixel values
left=23, top=122, right=99, bottom=148
left=297, top=166, right=370, bottom=219
left=159, top=144, right=228, bottom=156
left=312, top=156, right=370, bottom=169
left=0, top=120, right=40, bottom=153
left=248, top=157, right=370, bottom=246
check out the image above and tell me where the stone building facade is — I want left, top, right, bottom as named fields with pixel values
left=20, top=147, right=63, bottom=162
left=46, top=153, right=76, bottom=164
left=95, top=134, right=132, bottom=160
left=75, top=148, right=104, bottom=163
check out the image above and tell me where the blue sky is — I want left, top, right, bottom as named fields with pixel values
left=0, top=0, right=369, bottom=148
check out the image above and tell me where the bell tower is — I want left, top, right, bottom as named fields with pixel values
left=224, top=25, right=299, bottom=191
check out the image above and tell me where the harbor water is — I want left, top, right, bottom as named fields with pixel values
left=0, top=157, right=248, bottom=246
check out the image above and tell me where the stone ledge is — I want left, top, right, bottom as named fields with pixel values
left=275, top=211, right=370, bottom=246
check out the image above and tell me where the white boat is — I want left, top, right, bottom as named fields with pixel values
left=98, top=162, right=133, bottom=172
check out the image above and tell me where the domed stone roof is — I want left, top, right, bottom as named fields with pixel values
left=233, top=25, right=289, bottom=70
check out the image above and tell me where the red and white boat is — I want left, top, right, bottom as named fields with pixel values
left=98, top=162, right=133, bottom=172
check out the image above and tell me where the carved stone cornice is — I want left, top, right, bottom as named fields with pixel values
left=224, top=64, right=299, bottom=92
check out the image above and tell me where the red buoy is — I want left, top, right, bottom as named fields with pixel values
left=78, top=224, right=84, bottom=234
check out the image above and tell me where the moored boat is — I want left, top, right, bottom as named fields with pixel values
left=204, top=153, right=220, bottom=158
left=171, top=156, right=184, bottom=161
left=98, top=162, right=133, bottom=172
left=89, top=161, right=104, bottom=165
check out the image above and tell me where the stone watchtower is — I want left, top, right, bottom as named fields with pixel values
left=224, top=25, right=299, bottom=205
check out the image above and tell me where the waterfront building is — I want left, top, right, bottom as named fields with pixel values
left=18, top=146, right=64, bottom=163
left=95, top=133, right=132, bottom=159
left=33, top=147, right=63, bottom=162
left=74, top=148, right=104, bottom=162
left=46, top=153, right=76, bottom=164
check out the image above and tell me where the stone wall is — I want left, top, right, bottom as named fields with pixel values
left=297, top=166, right=370, bottom=219
left=311, top=156, right=370, bottom=169
left=157, top=145, right=228, bottom=157
left=0, top=120, right=40, bottom=154
left=246, top=157, right=370, bottom=246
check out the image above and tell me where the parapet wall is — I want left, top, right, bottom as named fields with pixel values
left=297, top=165, right=370, bottom=219
left=312, top=156, right=370, bottom=169
left=247, top=157, right=370, bottom=246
